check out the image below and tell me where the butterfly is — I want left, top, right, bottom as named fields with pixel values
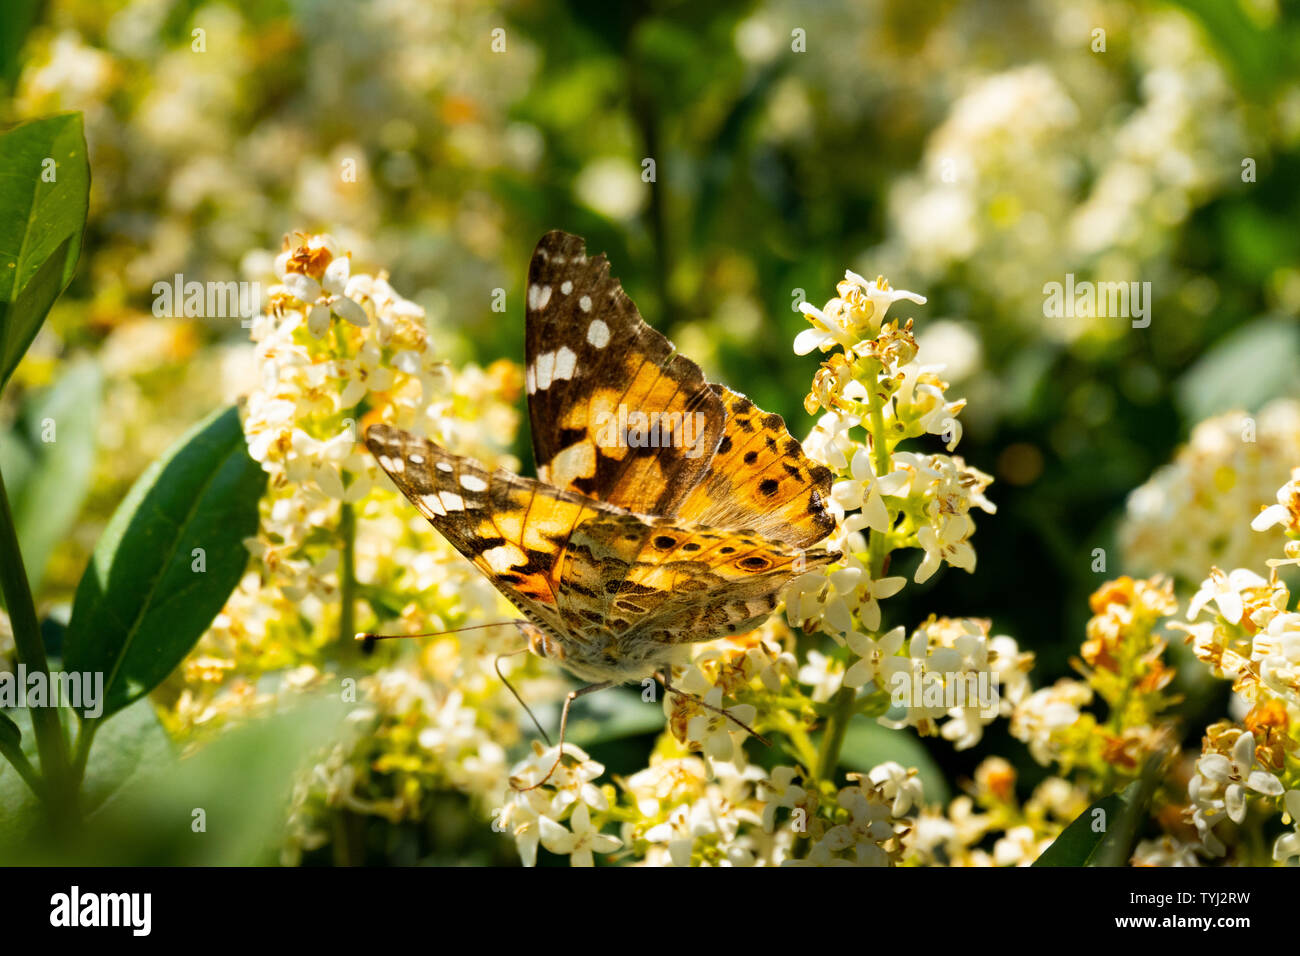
left=366, top=231, right=836, bottom=774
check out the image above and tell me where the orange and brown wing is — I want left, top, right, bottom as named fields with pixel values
left=366, top=424, right=618, bottom=633
left=559, top=513, right=835, bottom=646
left=676, top=385, right=835, bottom=548
left=524, top=231, right=725, bottom=517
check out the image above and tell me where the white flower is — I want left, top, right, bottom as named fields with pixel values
left=538, top=803, right=622, bottom=867
left=1195, top=730, right=1283, bottom=824
left=1132, top=836, right=1202, bottom=867
left=1274, top=791, right=1300, bottom=863
left=794, top=272, right=927, bottom=355
left=833, top=447, right=911, bottom=533
left=796, top=650, right=843, bottom=703
left=864, top=762, right=924, bottom=817
left=844, top=625, right=905, bottom=689
left=1187, top=567, right=1268, bottom=625
left=759, top=766, right=808, bottom=832
left=684, top=687, right=757, bottom=763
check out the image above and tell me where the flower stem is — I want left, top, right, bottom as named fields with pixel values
left=0, top=467, right=73, bottom=814
left=812, top=366, right=895, bottom=787
left=338, top=501, right=357, bottom=655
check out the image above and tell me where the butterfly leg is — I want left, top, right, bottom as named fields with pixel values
left=513, top=680, right=615, bottom=791
left=655, top=670, right=771, bottom=747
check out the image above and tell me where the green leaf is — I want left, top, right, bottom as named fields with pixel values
left=836, top=719, right=951, bottom=805
left=0, top=0, right=42, bottom=93
left=0, top=114, right=90, bottom=390
left=1031, top=791, right=1125, bottom=867
left=2, top=697, right=344, bottom=864
left=78, top=698, right=345, bottom=865
left=1176, top=315, right=1300, bottom=422
left=0, top=357, right=101, bottom=592
left=63, top=405, right=267, bottom=720
left=1034, top=755, right=1165, bottom=867
left=79, top=698, right=175, bottom=815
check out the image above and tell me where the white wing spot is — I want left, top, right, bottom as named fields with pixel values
left=551, top=440, right=596, bottom=480
left=408, top=454, right=424, bottom=464
left=536, top=350, right=556, bottom=390
left=553, top=345, right=577, bottom=382
left=560, top=280, right=573, bottom=295
left=421, top=493, right=447, bottom=516
left=439, top=491, right=467, bottom=511
left=528, top=283, right=552, bottom=311
left=483, top=544, right=528, bottom=572
left=586, top=318, right=610, bottom=348
left=459, top=473, right=488, bottom=492
left=526, top=363, right=537, bottom=394
left=436, top=461, right=454, bottom=473
left=579, top=295, right=592, bottom=313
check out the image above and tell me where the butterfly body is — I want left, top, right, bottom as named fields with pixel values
left=367, top=231, right=836, bottom=686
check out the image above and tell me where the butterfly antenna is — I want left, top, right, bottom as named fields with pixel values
left=656, top=671, right=771, bottom=747
left=494, top=648, right=551, bottom=746
left=354, top=621, right=528, bottom=642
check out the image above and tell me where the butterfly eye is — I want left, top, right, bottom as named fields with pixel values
left=527, top=627, right=563, bottom=661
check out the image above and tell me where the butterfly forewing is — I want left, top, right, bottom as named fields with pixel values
left=524, top=231, right=725, bottom=517
left=675, top=385, right=836, bottom=548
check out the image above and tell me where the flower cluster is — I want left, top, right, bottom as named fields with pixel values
left=784, top=272, right=1018, bottom=753
left=1010, top=576, right=1179, bottom=784
left=1165, top=466, right=1300, bottom=861
left=1121, top=400, right=1300, bottom=583
left=151, top=236, right=568, bottom=865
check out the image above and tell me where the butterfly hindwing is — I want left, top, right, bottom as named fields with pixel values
left=559, top=513, right=836, bottom=649
left=675, top=385, right=836, bottom=548
left=524, top=231, right=725, bottom=517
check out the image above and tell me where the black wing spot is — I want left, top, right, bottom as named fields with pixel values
left=682, top=542, right=701, bottom=552
left=743, top=450, right=759, bottom=465
left=557, top=427, right=587, bottom=449
left=653, top=535, right=676, bottom=550
left=759, top=478, right=780, bottom=496
left=738, top=555, right=771, bottom=571
left=718, top=435, right=732, bottom=455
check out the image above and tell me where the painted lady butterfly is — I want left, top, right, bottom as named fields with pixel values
left=366, top=232, right=836, bottom=758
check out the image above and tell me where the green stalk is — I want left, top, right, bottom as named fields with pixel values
left=70, top=717, right=99, bottom=788
left=813, top=360, right=895, bottom=787
left=0, top=467, right=72, bottom=811
left=338, top=501, right=357, bottom=655
left=0, top=732, right=43, bottom=799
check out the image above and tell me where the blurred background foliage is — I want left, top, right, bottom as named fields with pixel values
left=3, top=0, right=1300, bottom=862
